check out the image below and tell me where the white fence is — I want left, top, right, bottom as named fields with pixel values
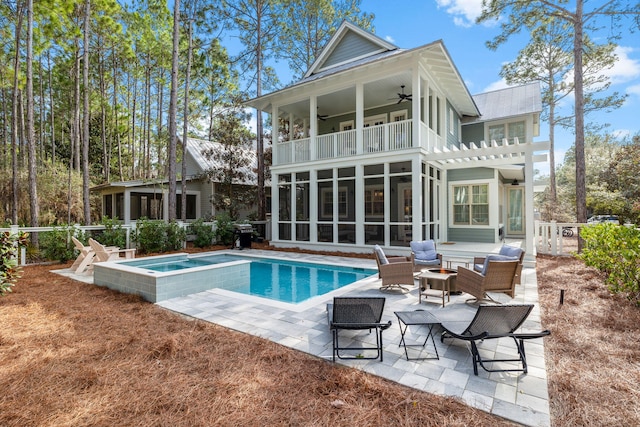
left=3, top=220, right=272, bottom=266
left=535, top=221, right=585, bottom=256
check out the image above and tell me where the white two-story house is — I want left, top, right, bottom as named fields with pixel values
left=246, top=22, right=549, bottom=260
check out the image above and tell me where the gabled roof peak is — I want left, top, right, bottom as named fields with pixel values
left=304, top=21, right=398, bottom=78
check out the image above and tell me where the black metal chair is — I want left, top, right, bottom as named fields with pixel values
left=327, top=297, right=392, bottom=362
left=440, top=304, right=550, bottom=375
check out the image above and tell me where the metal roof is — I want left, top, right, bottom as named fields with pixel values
left=472, top=82, right=542, bottom=122
left=184, top=137, right=259, bottom=186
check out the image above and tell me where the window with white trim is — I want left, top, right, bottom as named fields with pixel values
left=452, top=184, right=489, bottom=225
left=488, top=120, right=525, bottom=144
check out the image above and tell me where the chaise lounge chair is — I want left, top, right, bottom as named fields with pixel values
left=70, top=236, right=95, bottom=274
left=440, top=304, right=550, bottom=375
left=373, top=245, right=415, bottom=292
left=327, top=297, right=392, bottom=362
left=88, top=238, right=136, bottom=262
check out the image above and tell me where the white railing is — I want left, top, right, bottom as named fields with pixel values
left=276, top=140, right=293, bottom=164
left=535, top=221, right=585, bottom=256
left=316, top=130, right=357, bottom=159
left=389, top=120, right=412, bottom=150
left=363, top=123, right=387, bottom=153
left=294, top=138, right=311, bottom=162
left=274, top=119, right=414, bottom=165
left=337, top=129, right=357, bottom=156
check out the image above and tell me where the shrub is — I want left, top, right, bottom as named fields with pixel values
left=214, top=213, right=235, bottom=246
left=133, top=218, right=186, bottom=254
left=577, top=223, right=640, bottom=305
left=0, top=231, right=28, bottom=296
left=132, top=218, right=165, bottom=254
left=189, top=218, right=215, bottom=248
left=96, top=216, right=127, bottom=248
left=40, top=226, right=76, bottom=262
left=165, top=220, right=186, bottom=252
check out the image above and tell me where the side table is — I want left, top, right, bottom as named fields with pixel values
left=418, top=268, right=457, bottom=307
left=444, top=256, right=472, bottom=270
left=394, top=310, right=441, bottom=360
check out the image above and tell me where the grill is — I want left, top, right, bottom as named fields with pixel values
left=234, top=224, right=253, bottom=249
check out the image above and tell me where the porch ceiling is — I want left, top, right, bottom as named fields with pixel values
left=251, top=41, right=479, bottom=122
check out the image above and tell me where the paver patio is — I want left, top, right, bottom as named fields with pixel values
left=152, top=249, right=550, bottom=427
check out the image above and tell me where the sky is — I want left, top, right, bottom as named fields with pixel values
left=357, top=0, right=640, bottom=176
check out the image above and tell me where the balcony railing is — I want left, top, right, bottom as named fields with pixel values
left=274, top=119, right=418, bottom=165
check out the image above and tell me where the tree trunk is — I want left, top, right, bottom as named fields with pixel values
left=113, top=51, right=123, bottom=180
left=26, top=0, right=39, bottom=243
left=181, top=18, right=193, bottom=221
left=47, top=51, right=55, bottom=166
left=82, top=0, right=91, bottom=225
left=98, top=39, right=109, bottom=181
left=573, top=0, right=586, bottom=250
left=11, top=5, right=24, bottom=225
left=256, top=5, right=265, bottom=221
left=167, top=0, right=180, bottom=221
left=73, top=41, right=81, bottom=171
left=548, top=69, right=557, bottom=210
left=145, top=61, right=151, bottom=178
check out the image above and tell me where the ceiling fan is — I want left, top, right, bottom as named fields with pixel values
left=391, top=85, right=412, bottom=104
left=317, top=108, right=328, bottom=121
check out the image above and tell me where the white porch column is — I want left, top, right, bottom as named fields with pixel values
left=310, top=169, right=318, bottom=242
left=271, top=103, right=279, bottom=165
left=355, top=164, right=364, bottom=245
left=355, top=83, right=363, bottom=154
left=412, top=69, right=421, bottom=148
left=524, top=146, right=536, bottom=265
left=124, top=190, right=131, bottom=223
left=310, top=96, right=317, bottom=160
left=271, top=174, right=280, bottom=243
left=439, top=169, right=448, bottom=242
left=411, top=157, right=421, bottom=241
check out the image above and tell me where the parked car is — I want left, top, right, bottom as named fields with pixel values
left=587, top=215, right=620, bottom=225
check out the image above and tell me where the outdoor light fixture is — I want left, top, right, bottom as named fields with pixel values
left=511, top=179, right=519, bottom=186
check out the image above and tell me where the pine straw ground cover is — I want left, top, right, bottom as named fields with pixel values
left=0, top=249, right=638, bottom=426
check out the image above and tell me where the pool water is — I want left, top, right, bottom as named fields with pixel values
left=136, top=254, right=376, bottom=303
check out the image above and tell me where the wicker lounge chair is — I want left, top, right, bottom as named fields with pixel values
left=327, top=297, right=392, bottom=362
left=456, top=259, right=519, bottom=303
left=373, top=245, right=415, bottom=292
left=440, top=304, right=550, bottom=375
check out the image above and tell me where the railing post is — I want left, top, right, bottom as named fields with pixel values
left=550, top=221, right=558, bottom=255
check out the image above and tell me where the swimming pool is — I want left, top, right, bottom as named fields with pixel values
left=93, top=252, right=376, bottom=304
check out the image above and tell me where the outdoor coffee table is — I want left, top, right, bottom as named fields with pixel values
left=394, top=310, right=441, bottom=360
left=418, top=268, right=457, bottom=307
left=444, top=256, right=472, bottom=270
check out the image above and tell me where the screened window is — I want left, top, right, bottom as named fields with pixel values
left=453, top=184, right=489, bottom=225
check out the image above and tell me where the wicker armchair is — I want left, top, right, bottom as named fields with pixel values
left=373, top=245, right=415, bottom=292
left=473, top=245, right=525, bottom=285
left=457, top=259, right=519, bottom=302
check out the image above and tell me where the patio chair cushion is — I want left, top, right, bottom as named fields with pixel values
left=499, top=245, right=524, bottom=259
left=481, top=254, right=518, bottom=275
left=374, top=245, right=388, bottom=264
left=410, top=240, right=437, bottom=261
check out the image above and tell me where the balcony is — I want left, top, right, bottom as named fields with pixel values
left=274, top=119, right=438, bottom=166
